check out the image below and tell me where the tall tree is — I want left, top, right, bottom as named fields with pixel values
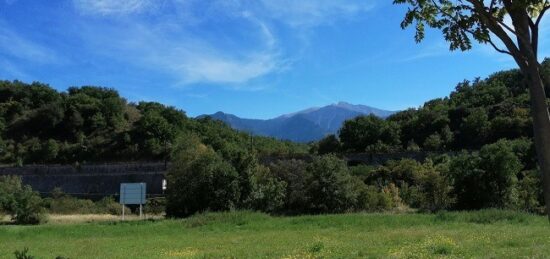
left=394, top=0, right=550, bottom=219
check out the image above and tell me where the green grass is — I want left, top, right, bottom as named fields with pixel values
left=1, top=210, right=549, bottom=258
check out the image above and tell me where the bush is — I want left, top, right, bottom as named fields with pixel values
left=304, top=155, right=358, bottom=213
left=246, top=165, right=287, bottom=213
left=166, top=144, right=240, bottom=217
left=44, top=195, right=97, bottom=214
left=365, top=159, right=453, bottom=211
left=269, top=159, right=309, bottom=214
left=0, top=176, right=45, bottom=224
left=44, top=190, right=125, bottom=215
left=95, top=196, right=127, bottom=215
left=449, top=140, right=522, bottom=209
left=355, top=184, right=395, bottom=211
left=516, top=170, right=543, bottom=213
left=144, top=197, right=166, bottom=215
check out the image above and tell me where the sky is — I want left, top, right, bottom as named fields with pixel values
left=0, top=0, right=548, bottom=119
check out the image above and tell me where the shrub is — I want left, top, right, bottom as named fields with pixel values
left=269, top=159, right=309, bottom=214
left=95, top=196, right=127, bottom=215
left=166, top=144, right=240, bottom=217
left=516, top=170, right=543, bottom=213
left=355, top=184, right=394, bottom=211
left=144, top=197, right=166, bottom=215
left=44, top=195, right=97, bottom=214
left=365, top=159, right=453, bottom=211
left=43, top=190, right=124, bottom=215
left=304, top=155, right=358, bottom=213
left=246, top=165, right=287, bottom=213
left=449, top=140, right=522, bottom=209
left=0, top=176, right=45, bottom=225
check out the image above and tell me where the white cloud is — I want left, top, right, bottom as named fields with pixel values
left=77, top=17, right=283, bottom=86
left=70, top=0, right=374, bottom=87
left=73, top=0, right=155, bottom=15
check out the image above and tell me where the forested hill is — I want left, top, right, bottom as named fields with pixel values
left=0, top=83, right=307, bottom=165
left=313, top=58, right=550, bottom=159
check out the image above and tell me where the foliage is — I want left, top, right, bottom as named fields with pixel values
left=339, top=115, right=400, bottom=153
left=165, top=143, right=240, bottom=218
left=314, top=134, right=341, bottom=155
left=0, top=81, right=307, bottom=165
left=0, top=176, right=45, bottom=224
left=268, top=159, right=309, bottom=213
left=449, top=139, right=523, bottom=209
left=324, top=61, right=549, bottom=157
left=43, top=190, right=125, bottom=215
left=304, top=155, right=358, bottom=213
left=245, top=165, right=287, bottom=213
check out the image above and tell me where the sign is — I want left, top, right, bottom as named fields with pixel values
left=120, top=183, right=146, bottom=205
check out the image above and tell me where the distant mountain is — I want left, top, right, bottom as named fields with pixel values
left=201, top=102, right=396, bottom=142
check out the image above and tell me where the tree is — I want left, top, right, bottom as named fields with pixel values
left=339, top=115, right=400, bottom=153
left=395, top=0, right=550, bottom=219
left=165, top=142, right=240, bottom=218
left=316, top=134, right=341, bottom=155
left=449, top=140, right=522, bottom=209
left=304, top=155, right=358, bottom=213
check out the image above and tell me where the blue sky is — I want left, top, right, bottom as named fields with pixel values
left=0, top=0, right=548, bottom=119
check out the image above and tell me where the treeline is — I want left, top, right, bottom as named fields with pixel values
left=0, top=82, right=307, bottom=165
left=313, top=59, right=550, bottom=157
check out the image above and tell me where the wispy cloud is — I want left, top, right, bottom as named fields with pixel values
left=0, top=25, right=60, bottom=64
left=258, top=0, right=376, bottom=28
left=0, top=21, right=63, bottom=79
left=76, top=17, right=284, bottom=87
left=69, top=0, right=374, bottom=88
left=73, top=0, right=156, bottom=15
left=0, top=59, right=31, bottom=79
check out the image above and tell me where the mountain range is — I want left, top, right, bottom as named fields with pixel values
left=200, top=102, right=396, bottom=143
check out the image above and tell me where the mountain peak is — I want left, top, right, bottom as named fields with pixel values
left=200, top=102, right=397, bottom=142
left=335, top=101, right=351, bottom=106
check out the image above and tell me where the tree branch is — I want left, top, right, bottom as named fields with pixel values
left=496, top=20, right=517, bottom=35
left=468, top=0, right=528, bottom=70
left=486, top=37, right=514, bottom=55
left=535, top=3, right=550, bottom=27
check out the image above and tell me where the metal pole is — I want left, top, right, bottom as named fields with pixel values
left=122, top=204, right=125, bottom=221
left=139, top=204, right=143, bottom=219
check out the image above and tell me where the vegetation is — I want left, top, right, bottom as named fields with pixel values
left=0, top=81, right=307, bottom=165
left=308, top=62, right=549, bottom=215
left=1, top=210, right=549, bottom=258
left=393, top=0, right=550, bottom=218
left=0, top=176, right=45, bottom=224
left=320, top=61, right=549, bottom=155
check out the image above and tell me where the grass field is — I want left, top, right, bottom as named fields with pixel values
left=1, top=210, right=549, bottom=258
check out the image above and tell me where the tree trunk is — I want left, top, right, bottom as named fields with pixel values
left=524, top=64, right=550, bottom=220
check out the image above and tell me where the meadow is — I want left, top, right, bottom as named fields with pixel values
left=1, top=210, right=549, bottom=258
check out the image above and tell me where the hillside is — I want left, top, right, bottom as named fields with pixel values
left=204, top=102, right=396, bottom=142
left=0, top=82, right=307, bottom=165
left=313, top=58, right=550, bottom=160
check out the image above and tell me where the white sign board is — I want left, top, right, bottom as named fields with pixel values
left=120, top=183, right=146, bottom=205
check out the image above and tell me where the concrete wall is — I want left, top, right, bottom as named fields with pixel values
left=0, top=163, right=167, bottom=199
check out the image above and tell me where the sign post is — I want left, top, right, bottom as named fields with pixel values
left=119, top=183, right=147, bottom=220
